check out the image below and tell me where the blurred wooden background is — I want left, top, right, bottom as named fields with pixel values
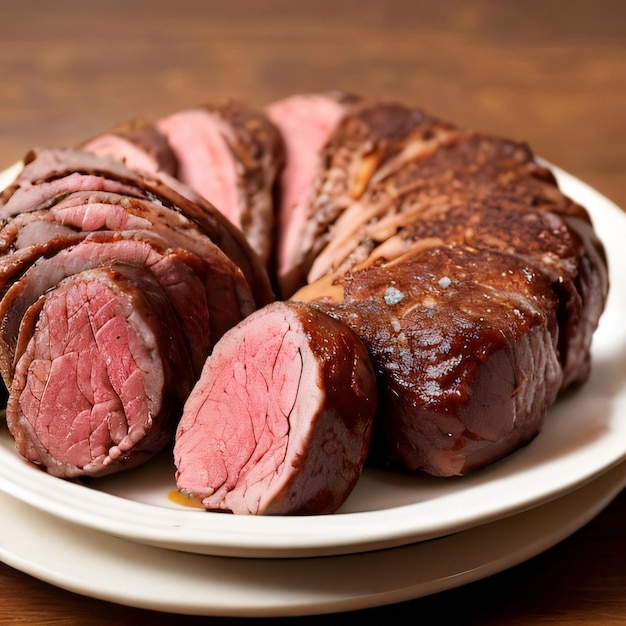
left=1, top=0, right=624, bottom=208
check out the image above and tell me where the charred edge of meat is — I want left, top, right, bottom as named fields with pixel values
left=306, top=244, right=563, bottom=477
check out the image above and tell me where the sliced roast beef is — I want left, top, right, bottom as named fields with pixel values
left=0, top=147, right=277, bottom=482
left=6, top=262, right=192, bottom=478
left=306, top=245, right=563, bottom=477
left=0, top=192, right=257, bottom=348
left=0, top=233, right=211, bottom=385
left=0, top=96, right=611, bottom=499
left=81, top=119, right=178, bottom=176
left=156, top=101, right=283, bottom=266
left=0, top=148, right=275, bottom=308
left=266, top=92, right=361, bottom=297
left=174, top=300, right=377, bottom=515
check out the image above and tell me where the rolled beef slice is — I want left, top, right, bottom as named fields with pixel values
left=174, top=300, right=377, bottom=515
left=6, top=263, right=193, bottom=478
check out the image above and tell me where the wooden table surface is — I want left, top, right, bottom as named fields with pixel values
left=1, top=1, right=625, bottom=624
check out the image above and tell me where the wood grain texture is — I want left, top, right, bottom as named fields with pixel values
left=0, top=1, right=624, bottom=623
left=1, top=0, right=625, bottom=207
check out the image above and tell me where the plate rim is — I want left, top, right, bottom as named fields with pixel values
left=1, top=458, right=625, bottom=617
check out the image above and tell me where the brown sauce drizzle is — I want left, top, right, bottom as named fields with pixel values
left=167, top=489, right=205, bottom=509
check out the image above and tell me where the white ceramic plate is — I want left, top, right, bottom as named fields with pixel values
left=1, top=163, right=626, bottom=558
left=1, top=459, right=624, bottom=617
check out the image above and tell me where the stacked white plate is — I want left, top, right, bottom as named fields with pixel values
left=1, top=163, right=625, bottom=618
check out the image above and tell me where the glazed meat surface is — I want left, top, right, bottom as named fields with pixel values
left=309, top=246, right=563, bottom=476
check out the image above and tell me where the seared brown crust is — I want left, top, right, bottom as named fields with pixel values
left=302, top=109, right=594, bottom=285
left=290, top=98, right=609, bottom=476
left=294, top=104, right=608, bottom=391
left=312, top=245, right=563, bottom=476
left=294, top=102, right=456, bottom=290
